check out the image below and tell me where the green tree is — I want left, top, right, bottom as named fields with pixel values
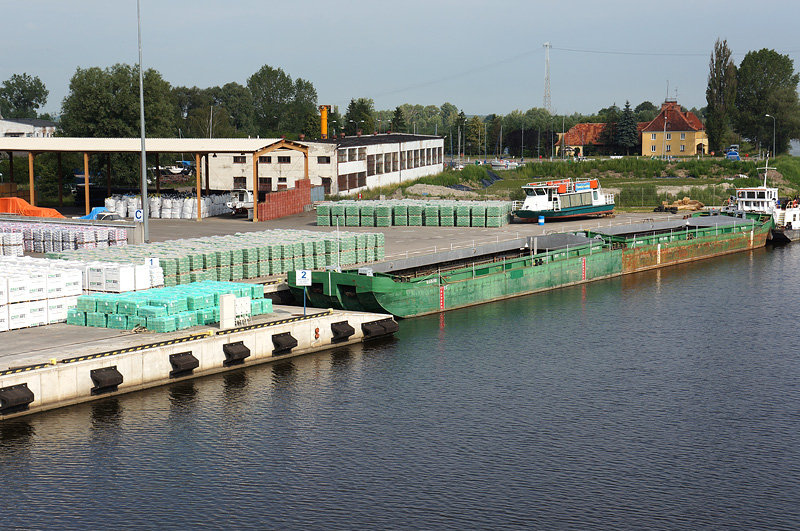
left=466, top=116, right=482, bottom=156
left=60, top=64, right=175, bottom=137
left=598, top=104, right=619, bottom=153
left=344, top=98, right=375, bottom=135
left=705, top=39, right=738, bottom=153
left=634, top=101, right=658, bottom=122
left=735, top=48, right=800, bottom=154
left=247, top=65, right=295, bottom=136
left=216, top=82, right=255, bottom=135
left=290, top=78, right=318, bottom=135
left=390, top=106, right=406, bottom=132
left=616, top=101, right=639, bottom=155
left=0, top=73, right=49, bottom=119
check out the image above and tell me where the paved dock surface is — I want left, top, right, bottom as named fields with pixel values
left=146, top=210, right=682, bottom=260
left=0, top=305, right=327, bottom=371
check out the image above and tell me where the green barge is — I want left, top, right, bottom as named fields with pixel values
left=288, top=214, right=772, bottom=318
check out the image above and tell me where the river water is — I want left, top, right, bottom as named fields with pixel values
left=2, top=245, right=800, bottom=529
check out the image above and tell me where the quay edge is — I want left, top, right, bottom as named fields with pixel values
left=0, top=308, right=398, bottom=421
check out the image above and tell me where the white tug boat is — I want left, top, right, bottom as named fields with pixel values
left=723, top=158, right=800, bottom=243
left=512, top=178, right=615, bottom=221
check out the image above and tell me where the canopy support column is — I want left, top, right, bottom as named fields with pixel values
left=57, top=152, right=63, bottom=207
left=155, top=152, right=161, bottom=194
left=28, top=152, right=34, bottom=205
left=84, top=152, right=90, bottom=215
left=106, top=154, right=112, bottom=198
left=195, top=153, right=201, bottom=222
left=204, top=153, right=210, bottom=194
left=7, top=152, right=13, bottom=183
left=252, top=152, right=259, bottom=222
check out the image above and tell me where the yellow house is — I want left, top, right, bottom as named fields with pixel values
left=641, top=99, right=708, bottom=157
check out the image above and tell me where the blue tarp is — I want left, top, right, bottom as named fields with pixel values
left=79, top=207, right=109, bottom=220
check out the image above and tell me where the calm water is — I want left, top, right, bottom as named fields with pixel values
left=2, top=245, right=800, bottom=529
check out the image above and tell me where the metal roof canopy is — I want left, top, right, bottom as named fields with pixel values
left=0, top=137, right=288, bottom=219
left=0, top=137, right=282, bottom=153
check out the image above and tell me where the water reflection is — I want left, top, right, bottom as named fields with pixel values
left=222, top=370, right=248, bottom=400
left=90, top=398, right=122, bottom=430
left=271, top=361, right=296, bottom=386
left=0, top=420, right=35, bottom=447
left=330, top=347, right=353, bottom=368
left=168, top=381, right=198, bottom=410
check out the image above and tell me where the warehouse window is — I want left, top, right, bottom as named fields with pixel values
left=258, top=177, right=270, bottom=191
left=357, top=172, right=366, bottom=188
left=317, top=156, right=331, bottom=164
left=278, top=156, right=290, bottom=164
left=680, top=145, right=685, bottom=152
left=348, top=148, right=357, bottom=161
left=666, top=133, right=672, bottom=140
left=680, top=133, right=686, bottom=140
left=233, top=177, right=246, bottom=188
left=278, top=177, right=287, bottom=183
left=233, top=156, right=246, bottom=164
left=651, top=133, right=656, bottom=140
left=258, top=156, right=271, bottom=163
left=358, top=147, right=366, bottom=160
left=666, top=145, right=671, bottom=152
left=337, top=150, right=347, bottom=163
left=651, top=145, right=656, bottom=153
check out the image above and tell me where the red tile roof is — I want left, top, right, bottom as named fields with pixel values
left=556, top=122, right=606, bottom=146
left=557, top=121, right=650, bottom=146
left=641, top=100, right=704, bottom=132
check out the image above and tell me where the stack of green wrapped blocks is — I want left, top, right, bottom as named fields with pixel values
left=316, top=200, right=512, bottom=228
left=66, top=280, right=272, bottom=333
left=47, top=229, right=385, bottom=286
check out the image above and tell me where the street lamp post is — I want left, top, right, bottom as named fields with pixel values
left=349, top=119, right=364, bottom=135
left=136, top=0, right=149, bottom=241
left=765, top=114, right=776, bottom=157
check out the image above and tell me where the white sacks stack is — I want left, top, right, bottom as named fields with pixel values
left=0, top=260, right=83, bottom=332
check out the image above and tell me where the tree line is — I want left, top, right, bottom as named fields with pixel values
left=706, top=40, right=800, bottom=155
left=1, top=43, right=798, bottom=160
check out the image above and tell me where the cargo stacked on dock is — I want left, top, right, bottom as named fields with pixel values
left=0, top=221, right=127, bottom=252
left=316, top=200, right=513, bottom=228
left=48, top=229, right=385, bottom=285
left=0, top=259, right=83, bottom=332
left=67, top=281, right=272, bottom=332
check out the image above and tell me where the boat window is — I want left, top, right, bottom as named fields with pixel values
left=737, top=191, right=745, bottom=198
left=757, top=191, right=765, bottom=199
left=525, top=188, right=535, bottom=197
left=593, top=191, right=598, bottom=200
left=746, top=191, right=756, bottom=199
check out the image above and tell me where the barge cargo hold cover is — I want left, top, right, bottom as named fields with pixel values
left=288, top=214, right=771, bottom=318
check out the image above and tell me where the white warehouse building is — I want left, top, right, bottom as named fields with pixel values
left=207, top=133, right=444, bottom=196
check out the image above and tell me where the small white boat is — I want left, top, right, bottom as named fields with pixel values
left=723, top=158, right=800, bottom=243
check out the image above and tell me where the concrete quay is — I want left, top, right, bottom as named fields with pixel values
left=0, top=305, right=397, bottom=420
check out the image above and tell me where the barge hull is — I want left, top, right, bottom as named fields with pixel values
left=292, top=218, right=770, bottom=318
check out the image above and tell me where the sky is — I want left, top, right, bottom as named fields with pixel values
left=3, top=0, right=799, bottom=119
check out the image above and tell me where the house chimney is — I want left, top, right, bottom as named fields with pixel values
left=387, top=130, right=392, bottom=134
left=340, top=132, right=345, bottom=139
left=374, top=131, right=378, bottom=135
left=299, top=133, right=305, bottom=140
left=357, top=130, right=362, bottom=137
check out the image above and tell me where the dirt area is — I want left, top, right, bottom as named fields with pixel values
left=403, top=183, right=482, bottom=198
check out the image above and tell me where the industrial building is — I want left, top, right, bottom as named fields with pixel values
left=207, top=133, right=444, bottom=196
